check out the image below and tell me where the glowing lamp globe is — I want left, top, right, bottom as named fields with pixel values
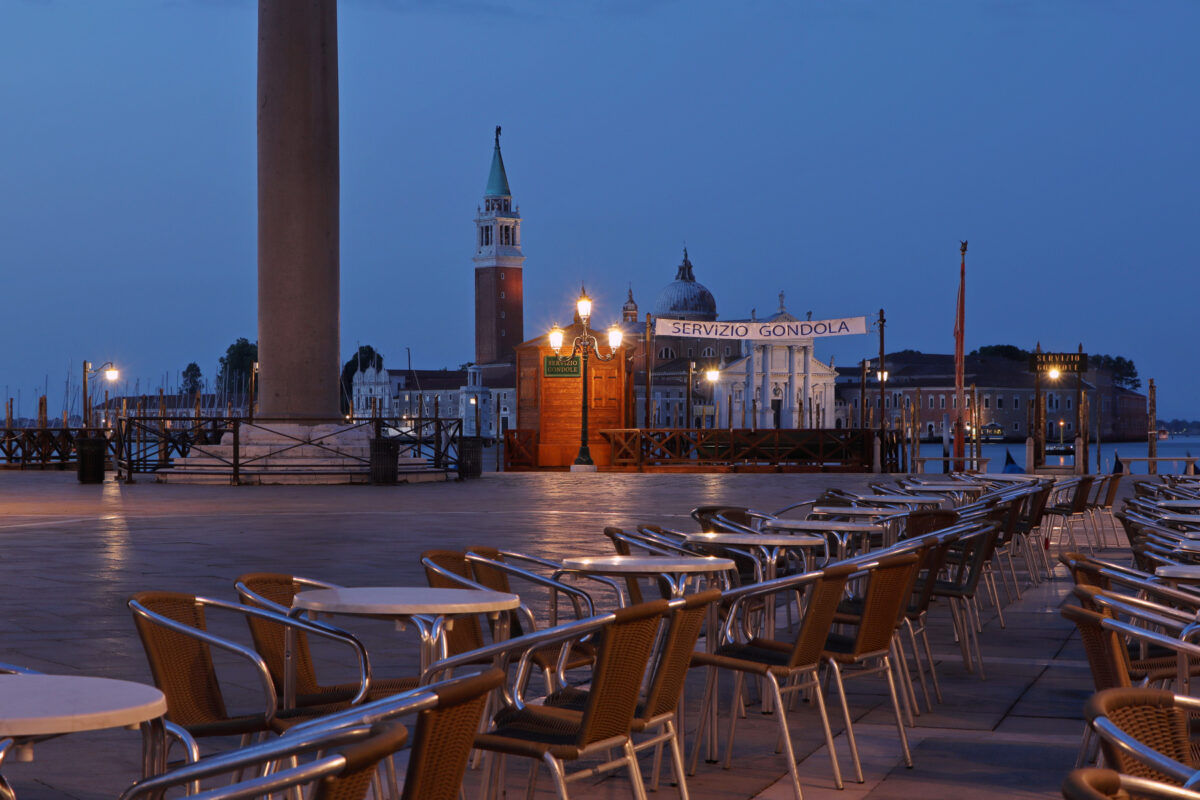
left=607, top=326, right=622, bottom=349
left=548, top=326, right=564, bottom=354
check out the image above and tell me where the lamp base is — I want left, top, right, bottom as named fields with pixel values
left=569, top=464, right=598, bottom=473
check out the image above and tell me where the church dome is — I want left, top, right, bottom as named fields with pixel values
left=653, top=249, right=717, bottom=321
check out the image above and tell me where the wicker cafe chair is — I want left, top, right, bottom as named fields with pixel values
left=120, top=721, right=409, bottom=800
left=421, top=550, right=491, bottom=656
left=928, top=522, right=1002, bottom=678
left=1084, top=688, right=1200, bottom=788
left=822, top=553, right=922, bottom=781
left=121, top=669, right=504, bottom=800
left=462, top=547, right=598, bottom=693
left=474, top=600, right=671, bottom=800
left=128, top=591, right=368, bottom=761
left=1062, top=768, right=1200, bottom=800
left=235, top=573, right=419, bottom=708
left=688, top=564, right=856, bottom=799
left=540, top=589, right=721, bottom=799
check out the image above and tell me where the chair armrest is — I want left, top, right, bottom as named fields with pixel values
left=1090, top=717, right=1197, bottom=785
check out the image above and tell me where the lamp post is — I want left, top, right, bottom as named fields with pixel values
left=704, top=368, right=719, bottom=429
left=81, top=361, right=119, bottom=429
left=1058, top=418, right=1065, bottom=448
left=549, top=287, right=622, bottom=471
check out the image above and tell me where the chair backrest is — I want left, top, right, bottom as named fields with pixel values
left=904, top=509, right=959, bottom=538
left=575, top=600, right=670, bottom=748
left=398, top=669, right=505, bottom=800
left=129, top=591, right=229, bottom=727
left=1071, top=476, right=1097, bottom=514
left=1085, top=687, right=1196, bottom=784
left=236, top=572, right=331, bottom=696
left=788, top=563, right=857, bottom=668
left=1060, top=604, right=1131, bottom=691
left=845, top=554, right=920, bottom=658
left=639, top=589, right=720, bottom=721
left=421, top=550, right=486, bottom=654
left=1102, top=474, right=1124, bottom=509
left=908, top=530, right=960, bottom=616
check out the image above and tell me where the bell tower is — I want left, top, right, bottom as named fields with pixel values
left=474, top=126, right=525, bottom=365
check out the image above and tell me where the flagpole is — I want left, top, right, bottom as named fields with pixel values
left=953, top=240, right=967, bottom=471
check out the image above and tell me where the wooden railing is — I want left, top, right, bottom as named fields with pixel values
left=0, top=426, right=111, bottom=469
left=600, top=428, right=901, bottom=471
left=503, top=429, right=537, bottom=470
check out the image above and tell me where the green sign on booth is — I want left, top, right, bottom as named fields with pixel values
left=543, top=356, right=581, bottom=377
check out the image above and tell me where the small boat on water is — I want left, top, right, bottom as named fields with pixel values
left=1045, top=442, right=1074, bottom=456
left=1158, top=429, right=1170, bottom=440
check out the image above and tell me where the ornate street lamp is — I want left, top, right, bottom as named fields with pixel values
left=548, top=286, right=622, bottom=470
left=82, top=360, right=119, bottom=429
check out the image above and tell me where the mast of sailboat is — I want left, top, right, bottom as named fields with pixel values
left=953, top=240, right=967, bottom=470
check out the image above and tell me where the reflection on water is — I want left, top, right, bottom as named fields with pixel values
left=917, top=435, right=1200, bottom=475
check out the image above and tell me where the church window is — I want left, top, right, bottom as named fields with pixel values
left=658, top=346, right=675, bottom=360
left=996, top=397, right=1004, bottom=409
left=702, top=347, right=714, bottom=357
left=939, top=395, right=946, bottom=409
left=928, top=396, right=935, bottom=409
left=500, top=291, right=505, bottom=299
left=983, top=396, right=990, bottom=409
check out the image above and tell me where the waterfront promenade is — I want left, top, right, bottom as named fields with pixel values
left=0, top=471, right=1109, bottom=798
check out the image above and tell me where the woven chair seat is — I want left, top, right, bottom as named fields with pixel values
left=691, top=639, right=797, bottom=677
left=294, top=675, right=422, bottom=709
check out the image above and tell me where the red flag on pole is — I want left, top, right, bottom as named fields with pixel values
left=953, top=241, right=967, bottom=467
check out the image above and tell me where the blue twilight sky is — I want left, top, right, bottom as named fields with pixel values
left=1, top=0, right=1197, bottom=419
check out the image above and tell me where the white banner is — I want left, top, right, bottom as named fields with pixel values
left=654, top=316, right=868, bottom=341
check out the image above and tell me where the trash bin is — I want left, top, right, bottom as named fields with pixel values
left=458, top=436, right=483, bottom=479
left=76, top=436, right=107, bottom=484
left=369, top=438, right=400, bottom=485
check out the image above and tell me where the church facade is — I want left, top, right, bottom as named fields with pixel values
left=625, top=250, right=838, bottom=429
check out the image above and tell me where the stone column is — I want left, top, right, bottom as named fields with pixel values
left=802, top=345, right=812, bottom=428
left=744, top=344, right=754, bottom=427
left=787, top=347, right=796, bottom=429
left=258, top=0, right=340, bottom=419
left=759, top=345, right=771, bottom=428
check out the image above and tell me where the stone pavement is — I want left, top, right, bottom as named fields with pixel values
left=0, top=471, right=1112, bottom=798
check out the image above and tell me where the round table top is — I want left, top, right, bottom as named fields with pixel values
left=293, top=587, right=520, bottom=616
left=0, top=675, right=166, bottom=737
left=1155, top=565, right=1200, bottom=579
left=859, top=494, right=945, bottom=504
left=810, top=506, right=904, bottom=518
left=685, top=532, right=825, bottom=548
left=559, top=555, right=735, bottom=574
left=762, top=519, right=883, bottom=533
left=1159, top=513, right=1200, bottom=525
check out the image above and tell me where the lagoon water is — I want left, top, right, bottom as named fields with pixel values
left=917, top=434, right=1200, bottom=474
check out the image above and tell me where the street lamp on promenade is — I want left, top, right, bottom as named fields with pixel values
left=548, top=287, right=623, bottom=471
left=82, top=361, right=119, bottom=429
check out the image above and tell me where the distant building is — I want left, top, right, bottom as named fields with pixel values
left=622, top=251, right=836, bottom=428
left=351, top=128, right=523, bottom=438
left=832, top=351, right=1147, bottom=442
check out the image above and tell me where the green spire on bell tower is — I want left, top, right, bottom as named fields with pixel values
left=485, top=125, right=511, bottom=197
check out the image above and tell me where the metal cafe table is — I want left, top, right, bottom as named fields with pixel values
left=761, top=518, right=886, bottom=561
left=0, top=674, right=168, bottom=798
left=290, top=587, right=521, bottom=687
left=555, top=555, right=735, bottom=603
